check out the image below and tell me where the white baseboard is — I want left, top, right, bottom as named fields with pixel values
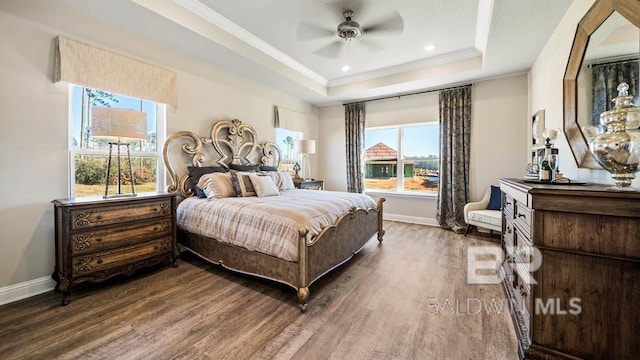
left=384, top=213, right=439, bottom=227
left=0, top=276, right=56, bottom=306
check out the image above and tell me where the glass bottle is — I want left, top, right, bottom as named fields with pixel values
left=539, top=143, right=552, bottom=182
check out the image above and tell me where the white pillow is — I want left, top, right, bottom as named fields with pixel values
left=197, top=172, right=236, bottom=199
left=269, top=171, right=295, bottom=190
left=249, top=173, right=280, bottom=197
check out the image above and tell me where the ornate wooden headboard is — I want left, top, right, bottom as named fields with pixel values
left=162, top=119, right=281, bottom=198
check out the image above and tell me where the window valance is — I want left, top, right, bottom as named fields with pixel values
left=274, top=106, right=309, bottom=133
left=53, top=36, right=178, bottom=106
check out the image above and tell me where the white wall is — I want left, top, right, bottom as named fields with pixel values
left=529, top=0, right=637, bottom=186
left=0, top=0, right=318, bottom=292
left=318, top=75, right=528, bottom=224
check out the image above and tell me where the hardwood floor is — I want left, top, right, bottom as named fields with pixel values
left=0, top=221, right=519, bottom=359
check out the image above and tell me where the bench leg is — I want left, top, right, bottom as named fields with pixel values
left=464, top=224, right=473, bottom=236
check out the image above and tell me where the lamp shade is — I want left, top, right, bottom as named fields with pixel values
left=295, top=139, right=316, bottom=154
left=92, top=107, right=147, bottom=141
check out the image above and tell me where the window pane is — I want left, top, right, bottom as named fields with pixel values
left=364, top=128, right=399, bottom=191
left=74, top=154, right=158, bottom=197
left=71, top=85, right=156, bottom=152
left=403, top=125, right=439, bottom=193
left=276, top=128, right=300, bottom=161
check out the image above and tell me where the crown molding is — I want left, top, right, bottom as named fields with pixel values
left=327, top=48, right=483, bottom=87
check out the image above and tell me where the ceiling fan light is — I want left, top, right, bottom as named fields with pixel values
left=424, top=44, right=436, bottom=51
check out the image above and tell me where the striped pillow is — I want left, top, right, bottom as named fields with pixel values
left=197, top=172, right=236, bottom=199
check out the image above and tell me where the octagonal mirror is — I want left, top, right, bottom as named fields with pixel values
left=563, top=0, right=640, bottom=169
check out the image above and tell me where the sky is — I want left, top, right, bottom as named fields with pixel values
left=71, top=85, right=157, bottom=148
left=365, top=125, right=439, bottom=158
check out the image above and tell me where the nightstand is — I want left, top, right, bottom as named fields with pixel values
left=293, top=179, right=324, bottom=190
left=52, top=192, right=178, bottom=305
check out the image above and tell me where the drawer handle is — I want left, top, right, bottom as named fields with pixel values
left=154, top=245, right=159, bottom=250
left=97, top=259, right=103, bottom=264
left=153, top=227, right=159, bottom=231
left=152, top=208, right=158, bottom=212
left=96, top=215, right=103, bottom=220
left=505, top=201, right=512, bottom=206
left=96, top=238, right=102, bottom=242
left=517, top=213, right=526, bottom=219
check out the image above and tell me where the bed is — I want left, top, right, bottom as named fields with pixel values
left=162, top=119, right=385, bottom=311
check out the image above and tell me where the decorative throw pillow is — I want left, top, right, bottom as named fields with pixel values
left=278, top=171, right=295, bottom=190
left=229, top=163, right=260, bottom=172
left=487, top=185, right=502, bottom=210
left=259, top=165, right=278, bottom=172
left=197, top=172, right=235, bottom=199
left=249, top=173, right=280, bottom=197
left=230, top=170, right=258, bottom=197
left=187, top=166, right=227, bottom=198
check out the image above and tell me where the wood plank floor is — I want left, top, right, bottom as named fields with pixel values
left=0, top=221, right=518, bottom=359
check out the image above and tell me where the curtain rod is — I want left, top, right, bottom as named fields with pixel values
left=587, top=56, right=639, bottom=68
left=343, top=83, right=473, bottom=106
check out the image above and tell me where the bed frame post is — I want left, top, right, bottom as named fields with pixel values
left=297, top=226, right=309, bottom=312
left=377, top=197, right=386, bottom=243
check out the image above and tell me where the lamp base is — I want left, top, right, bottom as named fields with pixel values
left=104, top=142, right=137, bottom=198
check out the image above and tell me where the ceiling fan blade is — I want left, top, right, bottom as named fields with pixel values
left=362, top=10, right=404, bottom=36
left=296, top=22, right=335, bottom=41
left=313, top=40, right=345, bottom=58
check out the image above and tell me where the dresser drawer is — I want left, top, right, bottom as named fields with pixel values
left=514, top=202, right=532, bottom=238
left=72, top=236, right=173, bottom=276
left=71, top=218, right=172, bottom=255
left=503, top=220, right=515, bottom=250
left=70, top=199, right=171, bottom=230
left=503, top=194, right=516, bottom=217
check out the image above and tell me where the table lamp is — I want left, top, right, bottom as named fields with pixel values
left=295, top=139, right=316, bottom=180
left=92, top=107, right=147, bottom=198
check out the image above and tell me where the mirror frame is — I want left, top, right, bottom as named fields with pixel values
left=563, top=0, right=640, bottom=169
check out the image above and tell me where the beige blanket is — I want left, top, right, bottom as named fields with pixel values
left=177, top=190, right=377, bottom=262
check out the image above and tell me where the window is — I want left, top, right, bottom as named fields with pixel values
left=69, top=85, right=165, bottom=197
left=364, top=123, right=439, bottom=194
left=275, top=128, right=302, bottom=173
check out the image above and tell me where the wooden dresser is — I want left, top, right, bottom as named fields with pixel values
left=499, top=178, right=640, bottom=359
left=52, top=192, right=178, bottom=305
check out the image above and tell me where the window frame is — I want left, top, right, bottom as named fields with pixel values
left=67, top=85, right=167, bottom=197
left=364, top=121, right=439, bottom=197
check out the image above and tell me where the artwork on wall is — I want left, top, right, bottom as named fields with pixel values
left=532, top=109, right=545, bottom=145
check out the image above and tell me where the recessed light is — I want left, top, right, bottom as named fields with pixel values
left=342, top=65, right=351, bottom=73
left=424, top=44, right=436, bottom=51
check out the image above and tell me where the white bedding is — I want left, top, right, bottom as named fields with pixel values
left=176, top=189, right=377, bottom=262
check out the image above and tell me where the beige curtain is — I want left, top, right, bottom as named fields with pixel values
left=345, top=102, right=366, bottom=193
left=273, top=106, right=309, bottom=133
left=54, top=36, right=178, bottom=106
left=436, top=85, right=472, bottom=232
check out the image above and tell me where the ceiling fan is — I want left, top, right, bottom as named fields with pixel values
left=296, top=3, right=404, bottom=59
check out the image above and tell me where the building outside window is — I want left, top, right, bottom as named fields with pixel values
left=69, top=85, right=165, bottom=197
left=364, top=123, right=439, bottom=194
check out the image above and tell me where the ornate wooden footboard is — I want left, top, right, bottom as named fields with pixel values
left=163, top=119, right=385, bottom=310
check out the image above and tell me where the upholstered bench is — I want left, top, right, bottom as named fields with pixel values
left=464, top=186, right=502, bottom=236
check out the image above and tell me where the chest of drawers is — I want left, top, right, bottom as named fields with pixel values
left=499, top=178, right=640, bottom=359
left=52, top=192, right=178, bottom=305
